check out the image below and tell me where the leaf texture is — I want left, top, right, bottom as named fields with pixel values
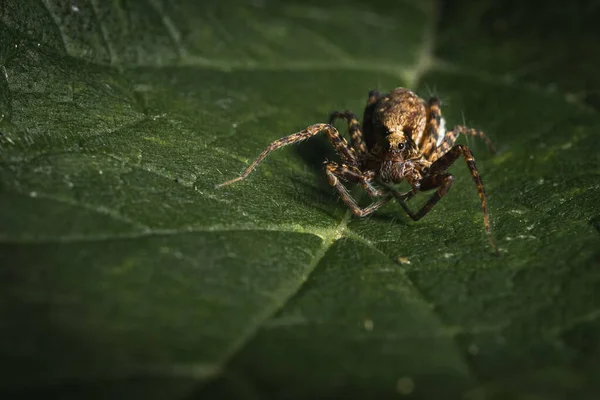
left=1, top=1, right=599, bottom=399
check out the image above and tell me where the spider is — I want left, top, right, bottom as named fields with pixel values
left=216, top=87, right=498, bottom=254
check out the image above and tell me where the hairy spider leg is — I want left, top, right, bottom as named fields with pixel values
left=392, top=174, right=454, bottom=220
left=401, top=144, right=498, bottom=253
left=434, top=125, right=496, bottom=161
left=324, top=162, right=392, bottom=217
left=329, top=111, right=368, bottom=156
left=216, top=124, right=357, bottom=188
left=325, top=162, right=383, bottom=197
left=366, top=90, right=381, bottom=106
left=362, top=90, right=382, bottom=150
left=419, top=97, right=443, bottom=160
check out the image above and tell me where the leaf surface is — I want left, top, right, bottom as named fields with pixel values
left=1, top=1, right=599, bottom=399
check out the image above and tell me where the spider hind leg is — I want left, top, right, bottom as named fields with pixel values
left=329, top=111, right=367, bottom=157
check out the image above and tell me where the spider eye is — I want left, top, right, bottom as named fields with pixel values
left=398, top=143, right=405, bottom=150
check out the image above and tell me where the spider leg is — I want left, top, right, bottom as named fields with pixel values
left=406, top=144, right=498, bottom=253
left=362, top=90, right=382, bottom=150
left=392, top=174, right=455, bottom=221
left=434, top=125, right=496, bottom=161
left=324, top=162, right=392, bottom=217
left=419, top=97, right=443, bottom=160
left=329, top=110, right=368, bottom=157
left=426, top=97, right=442, bottom=137
left=325, top=162, right=383, bottom=197
left=366, top=90, right=381, bottom=106
left=216, top=123, right=356, bottom=188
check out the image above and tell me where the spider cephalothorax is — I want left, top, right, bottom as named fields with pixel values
left=216, top=87, right=498, bottom=253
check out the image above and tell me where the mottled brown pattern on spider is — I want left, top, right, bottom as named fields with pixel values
left=216, top=87, right=498, bottom=254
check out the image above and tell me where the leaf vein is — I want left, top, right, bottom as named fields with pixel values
left=8, top=188, right=148, bottom=230
left=39, top=0, right=69, bottom=53
left=89, top=0, right=118, bottom=65
left=202, top=208, right=352, bottom=384
left=0, top=223, right=332, bottom=244
left=146, top=0, right=187, bottom=60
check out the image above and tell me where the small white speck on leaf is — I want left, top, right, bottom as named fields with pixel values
left=443, top=253, right=454, bottom=259
left=397, top=256, right=410, bottom=265
left=516, top=234, right=536, bottom=240
left=363, top=319, right=374, bottom=331
left=232, top=123, right=238, bottom=128
left=396, top=376, right=415, bottom=395
left=30, top=191, right=38, bottom=198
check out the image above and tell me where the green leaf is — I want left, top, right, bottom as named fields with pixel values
left=1, top=1, right=599, bottom=399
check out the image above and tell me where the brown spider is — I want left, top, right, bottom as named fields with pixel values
left=216, top=88, right=498, bottom=254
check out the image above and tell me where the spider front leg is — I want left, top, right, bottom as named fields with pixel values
left=392, top=173, right=455, bottom=221
left=324, top=162, right=392, bottom=217
left=325, top=162, right=384, bottom=197
left=329, top=110, right=367, bottom=156
left=395, top=144, right=498, bottom=254
left=216, top=123, right=357, bottom=188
